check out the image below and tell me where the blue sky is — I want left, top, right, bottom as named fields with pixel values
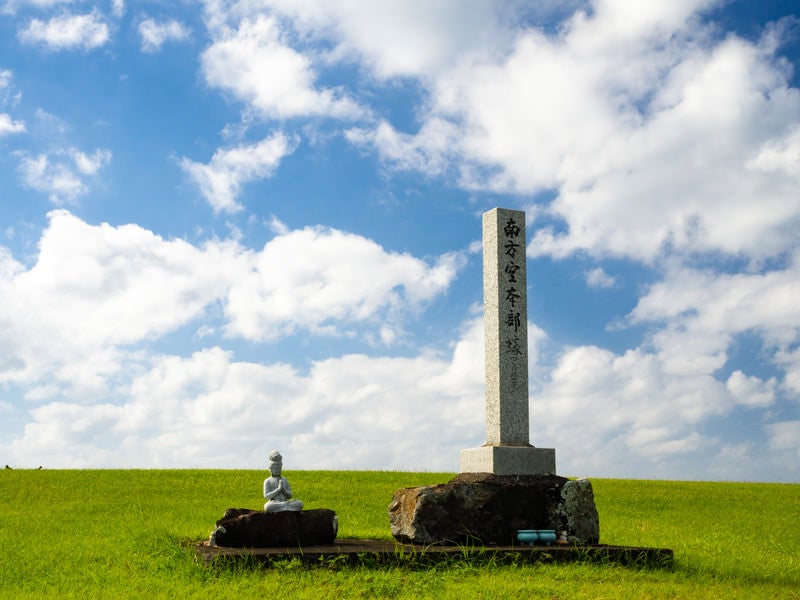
left=1, top=0, right=799, bottom=481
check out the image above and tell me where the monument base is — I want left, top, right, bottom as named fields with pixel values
left=460, top=445, right=556, bottom=475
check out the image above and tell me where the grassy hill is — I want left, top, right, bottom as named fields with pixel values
left=1, top=469, right=797, bottom=598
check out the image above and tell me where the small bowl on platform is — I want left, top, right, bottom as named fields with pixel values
left=536, top=530, right=557, bottom=546
left=516, top=529, right=557, bottom=546
left=516, top=530, right=539, bottom=545
left=516, top=530, right=538, bottom=545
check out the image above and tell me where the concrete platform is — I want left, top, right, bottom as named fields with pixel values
left=194, top=538, right=673, bottom=568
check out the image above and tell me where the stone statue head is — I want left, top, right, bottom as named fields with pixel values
left=268, top=450, right=283, bottom=476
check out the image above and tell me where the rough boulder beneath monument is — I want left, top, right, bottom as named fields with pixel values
left=210, top=508, right=338, bottom=547
left=388, top=474, right=599, bottom=546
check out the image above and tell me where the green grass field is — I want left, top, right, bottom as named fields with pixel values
left=1, top=470, right=798, bottom=598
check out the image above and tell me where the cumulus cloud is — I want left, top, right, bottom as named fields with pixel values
left=726, top=370, right=776, bottom=408
left=530, top=338, right=795, bottom=480
left=6, top=320, right=485, bottom=468
left=16, top=147, right=111, bottom=204
left=526, top=249, right=800, bottom=479
left=180, top=132, right=295, bottom=212
left=585, top=267, right=616, bottom=289
left=0, top=113, right=25, bottom=136
left=223, top=227, right=465, bottom=341
left=221, top=0, right=510, bottom=79
left=630, top=256, right=800, bottom=352
left=337, top=0, right=800, bottom=265
left=138, top=17, right=190, bottom=53
left=201, top=14, right=363, bottom=120
left=0, top=211, right=462, bottom=399
left=0, top=68, right=19, bottom=102
left=2, top=212, right=797, bottom=477
left=17, top=11, right=110, bottom=50
left=0, top=212, right=472, bottom=469
left=346, top=118, right=460, bottom=176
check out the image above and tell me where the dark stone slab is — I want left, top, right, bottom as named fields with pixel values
left=209, top=508, right=337, bottom=548
left=388, top=474, right=599, bottom=546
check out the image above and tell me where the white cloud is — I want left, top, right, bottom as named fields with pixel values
left=69, top=147, right=111, bottom=174
left=767, top=421, right=800, bottom=452
left=201, top=14, right=363, bottom=120
left=2, top=210, right=798, bottom=476
left=630, top=256, right=800, bottom=351
left=0, top=211, right=473, bottom=469
left=6, top=322, right=484, bottom=468
left=346, top=118, right=459, bottom=177
left=138, top=17, right=190, bottom=53
left=725, top=370, right=776, bottom=408
left=0, top=211, right=239, bottom=396
left=232, top=0, right=510, bottom=79
left=765, top=421, right=800, bottom=474
left=340, top=1, right=800, bottom=265
left=0, top=69, right=12, bottom=90
left=0, top=211, right=461, bottom=398
left=0, top=113, right=26, bottom=136
left=17, top=11, right=110, bottom=51
left=525, top=31, right=800, bottom=262
left=180, top=132, right=295, bottom=212
left=223, top=227, right=465, bottom=341
left=111, top=0, right=124, bottom=19
left=7, top=305, right=795, bottom=478
left=527, top=248, right=800, bottom=478
left=0, top=69, right=22, bottom=106
left=17, top=147, right=111, bottom=204
left=529, top=340, right=772, bottom=479
left=747, top=124, right=800, bottom=174
left=776, top=347, right=800, bottom=395
left=585, top=267, right=616, bottom=289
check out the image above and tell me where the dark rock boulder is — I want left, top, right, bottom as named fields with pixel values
left=388, top=473, right=599, bottom=546
left=210, top=508, right=338, bottom=548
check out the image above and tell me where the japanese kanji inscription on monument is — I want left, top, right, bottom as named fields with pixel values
left=460, top=207, right=556, bottom=475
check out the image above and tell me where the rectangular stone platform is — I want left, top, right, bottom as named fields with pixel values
left=459, top=446, right=556, bottom=476
left=194, top=539, right=673, bottom=568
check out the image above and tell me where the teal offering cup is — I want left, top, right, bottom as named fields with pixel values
left=536, top=530, right=557, bottom=545
left=516, top=530, right=538, bottom=545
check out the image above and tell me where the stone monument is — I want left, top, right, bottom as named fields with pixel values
left=389, top=208, right=598, bottom=546
left=459, top=207, right=556, bottom=476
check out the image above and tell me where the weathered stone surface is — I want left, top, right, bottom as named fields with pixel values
left=388, top=474, right=599, bottom=546
left=210, top=508, right=337, bottom=548
left=558, top=478, right=600, bottom=544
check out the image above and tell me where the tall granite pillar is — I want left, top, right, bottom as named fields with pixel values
left=459, top=208, right=556, bottom=475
